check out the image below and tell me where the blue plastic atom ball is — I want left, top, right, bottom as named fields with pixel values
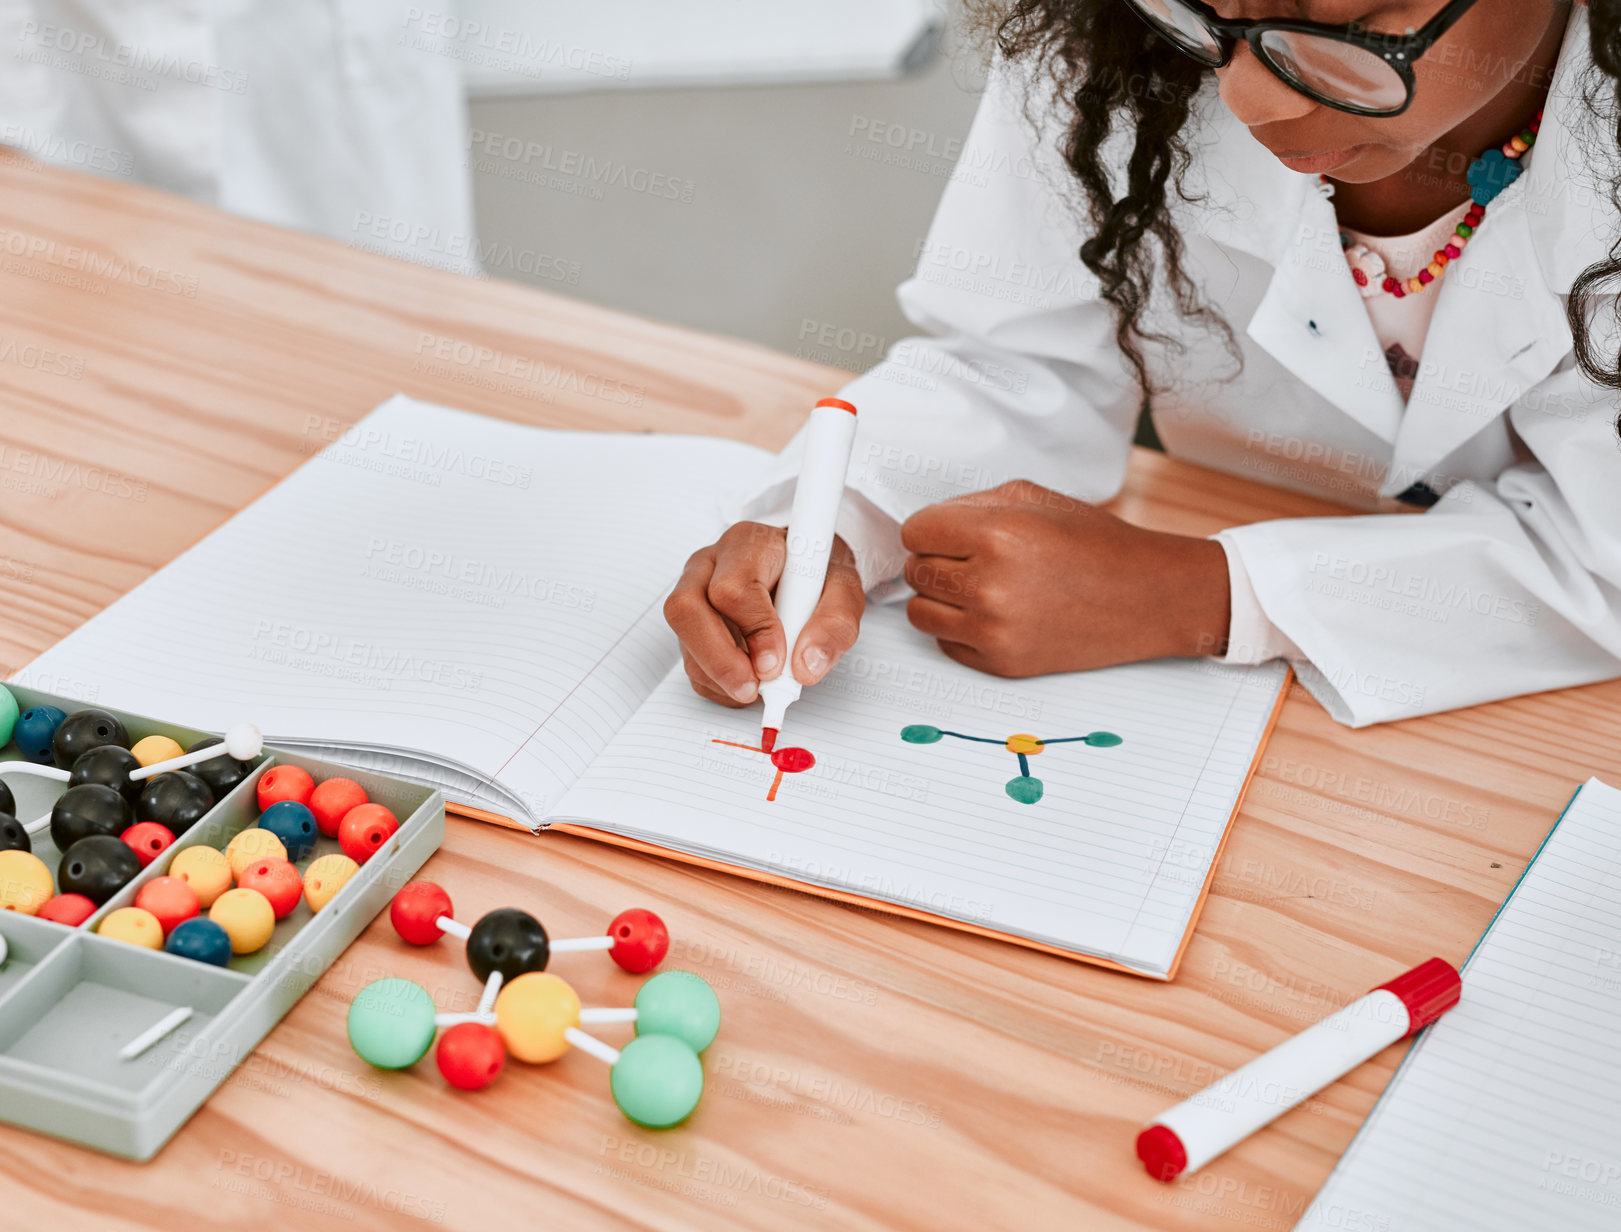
left=13, top=705, right=66, bottom=765
left=165, top=918, right=233, bottom=967
left=257, top=800, right=318, bottom=860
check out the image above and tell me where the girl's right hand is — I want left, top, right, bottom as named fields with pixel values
left=663, top=522, right=865, bottom=707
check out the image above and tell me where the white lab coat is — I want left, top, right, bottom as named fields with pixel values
left=0, top=0, right=478, bottom=273
left=742, top=5, right=1621, bottom=727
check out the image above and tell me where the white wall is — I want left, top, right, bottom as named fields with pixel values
left=465, top=12, right=988, bottom=381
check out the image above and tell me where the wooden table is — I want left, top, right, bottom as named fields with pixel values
left=1, top=153, right=1617, bottom=1232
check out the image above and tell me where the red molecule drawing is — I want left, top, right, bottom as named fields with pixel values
left=711, top=739, right=816, bottom=801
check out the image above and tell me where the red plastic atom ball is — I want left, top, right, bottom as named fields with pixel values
left=391, top=881, right=454, bottom=945
left=122, top=821, right=177, bottom=868
left=134, top=876, right=201, bottom=936
left=256, top=765, right=315, bottom=812
left=308, top=777, right=368, bottom=837
left=339, top=803, right=399, bottom=864
left=607, top=908, right=669, bottom=974
left=436, top=1021, right=506, bottom=1090
left=238, top=858, right=304, bottom=919
left=37, top=893, right=97, bottom=927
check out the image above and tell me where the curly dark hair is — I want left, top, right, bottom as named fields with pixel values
left=966, top=0, right=1621, bottom=399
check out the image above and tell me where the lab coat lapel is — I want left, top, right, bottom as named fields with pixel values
left=1243, top=185, right=1405, bottom=445
left=1387, top=3, right=1606, bottom=491
left=1387, top=209, right=1572, bottom=489
left=1184, top=93, right=1405, bottom=444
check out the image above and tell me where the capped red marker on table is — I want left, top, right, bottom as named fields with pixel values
left=1136, top=957, right=1462, bottom=1182
left=757, top=396, right=858, bottom=753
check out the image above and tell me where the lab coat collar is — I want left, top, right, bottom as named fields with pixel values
left=1391, top=4, right=1607, bottom=486
left=1184, top=98, right=1406, bottom=445
left=1181, top=4, right=1614, bottom=482
left=1519, top=4, right=1613, bottom=295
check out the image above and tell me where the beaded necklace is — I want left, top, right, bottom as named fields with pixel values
left=1325, top=109, right=1542, bottom=299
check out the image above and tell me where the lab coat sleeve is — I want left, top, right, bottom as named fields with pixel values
left=1219, top=385, right=1621, bottom=725
left=1215, top=536, right=1304, bottom=664
left=736, top=58, right=1142, bottom=592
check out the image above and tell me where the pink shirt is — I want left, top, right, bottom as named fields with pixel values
left=1340, top=199, right=1475, bottom=400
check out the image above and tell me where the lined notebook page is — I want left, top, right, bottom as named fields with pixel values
left=1301, top=777, right=1621, bottom=1230
left=551, top=602, right=1288, bottom=976
left=20, top=396, right=766, bottom=821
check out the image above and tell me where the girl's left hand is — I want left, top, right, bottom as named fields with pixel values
left=900, top=480, right=1233, bottom=676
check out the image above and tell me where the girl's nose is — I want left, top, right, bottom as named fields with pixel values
left=1216, top=41, right=1319, bottom=128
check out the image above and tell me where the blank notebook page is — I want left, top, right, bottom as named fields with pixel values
left=1300, top=776, right=1621, bottom=1230
left=552, top=602, right=1288, bottom=977
left=21, top=396, right=767, bottom=820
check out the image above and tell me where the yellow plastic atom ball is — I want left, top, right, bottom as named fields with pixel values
left=224, top=828, right=287, bottom=879
left=0, top=850, right=54, bottom=915
left=170, top=845, right=233, bottom=908
left=210, top=887, right=276, bottom=954
left=129, top=734, right=186, bottom=768
left=98, top=906, right=163, bottom=949
left=302, top=854, right=360, bottom=913
left=494, top=972, right=581, bottom=1063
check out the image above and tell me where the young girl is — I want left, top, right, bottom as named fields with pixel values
left=665, top=0, right=1620, bottom=727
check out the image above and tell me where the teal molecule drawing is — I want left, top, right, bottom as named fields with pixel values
left=899, top=725, right=1122, bottom=804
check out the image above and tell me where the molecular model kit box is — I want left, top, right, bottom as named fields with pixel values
left=0, top=685, right=445, bottom=1160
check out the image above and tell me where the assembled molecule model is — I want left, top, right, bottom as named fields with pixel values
left=348, top=882, right=718, bottom=1128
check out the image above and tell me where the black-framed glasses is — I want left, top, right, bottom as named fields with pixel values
left=1122, top=0, right=1480, bottom=116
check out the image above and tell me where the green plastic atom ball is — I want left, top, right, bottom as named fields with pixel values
left=633, top=970, right=721, bottom=1054
left=347, top=978, right=437, bottom=1069
left=0, top=684, right=18, bottom=748
left=610, top=1034, right=704, bottom=1128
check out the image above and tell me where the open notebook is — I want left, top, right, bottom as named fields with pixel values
left=1300, top=777, right=1621, bottom=1229
left=18, top=396, right=1288, bottom=978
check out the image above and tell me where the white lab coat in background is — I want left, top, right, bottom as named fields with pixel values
left=742, top=5, right=1620, bottom=727
left=0, top=0, right=478, bottom=273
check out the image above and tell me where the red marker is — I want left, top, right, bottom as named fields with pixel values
left=1136, top=957, right=1461, bottom=1181
left=757, top=397, right=858, bottom=751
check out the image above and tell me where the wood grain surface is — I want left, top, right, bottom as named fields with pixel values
left=1, top=154, right=1618, bottom=1232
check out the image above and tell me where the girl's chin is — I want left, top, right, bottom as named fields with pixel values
left=1270, top=142, right=1378, bottom=176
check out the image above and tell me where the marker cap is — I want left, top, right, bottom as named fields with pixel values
left=1136, top=1123, right=1187, bottom=1181
left=814, top=397, right=857, bottom=416
left=1375, top=957, right=1461, bottom=1036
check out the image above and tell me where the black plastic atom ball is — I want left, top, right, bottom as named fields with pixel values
left=57, top=834, right=141, bottom=905
left=185, top=736, right=254, bottom=797
left=51, top=708, right=131, bottom=769
left=0, top=778, right=12, bottom=817
left=0, top=812, right=29, bottom=854
left=466, top=908, right=551, bottom=984
left=50, top=782, right=134, bottom=851
left=69, top=744, right=144, bottom=806
left=136, top=771, right=215, bottom=836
